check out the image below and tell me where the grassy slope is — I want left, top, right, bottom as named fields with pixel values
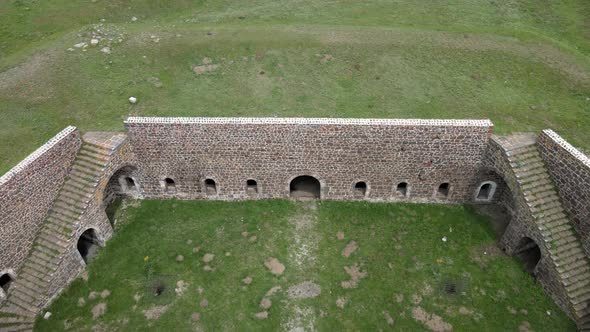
left=34, top=200, right=575, bottom=331
left=0, top=1, right=589, bottom=173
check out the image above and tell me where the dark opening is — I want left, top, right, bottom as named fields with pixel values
left=438, top=183, right=450, bottom=198
left=0, top=274, right=13, bottom=293
left=247, top=179, right=258, bottom=195
left=290, top=176, right=321, bottom=199
left=205, top=179, right=217, bottom=195
left=397, top=182, right=408, bottom=196
left=354, top=182, right=367, bottom=197
left=125, top=177, right=136, bottom=190
left=165, top=178, right=176, bottom=193
left=514, top=237, right=541, bottom=275
left=477, top=183, right=492, bottom=200
left=77, top=229, right=100, bottom=264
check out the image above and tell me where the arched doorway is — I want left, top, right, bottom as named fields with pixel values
left=77, top=229, right=100, bottom=264
left=514, top=237, right=541, bottom=275
left=290, top=176, right=321, bottom=199
left=104, top=166, right=139, bottom=227
left=472, top=169, right=513, bottom=239
left=0, top=273, right=13, bottom=293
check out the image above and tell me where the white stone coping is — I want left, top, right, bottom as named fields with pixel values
left=125, top=117, right=493, bottom=127
left=0, top=126, right=78, bottom=185
left=542, top=129, right=590, bottom=168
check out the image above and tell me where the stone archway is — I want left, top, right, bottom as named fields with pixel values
left=290, top=176, right=321, bottom=199
left=472, top=168, right=514, bottom=239
left=77, top=229, right=101, bottom=264
left=514, top=237, right=542, bottom=275
left=104, top=165, right=140, bottom=226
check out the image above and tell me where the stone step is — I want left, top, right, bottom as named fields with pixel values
left=515, top=167, right=546, bottom=179
left=553, top=246, right=583, bottom=262
left=0, top=305, right=35, bottom=318
left=71, top=163, right=102, bottom=178
left=77, top=148, right=111, bottom=162
left=39, top=226, right=70, bottom=242
left=31, top=250, right=55, bottom=264
left=508, top=150, right=539, bottom=162
left=46, top=215, right=74, bottom=230
left=61, top=184, right=93, bottom=199
left=59, top=190, right=91, bottom=204
left=31, top=243, right=59, bottom=258
left=559, top=259, right=588, bottom=274
left=544, top=229, right=574, bottom=242
left=564, top=270, right=590, bottom=287
left=543, top=224, right=572, bottom=238
left=50, top=207, right=79, bottom=221
left=571, top=290, right=590, bottom=305
left=562, top=265, right=590, bottom=282
left=22, top=261, right=51, bottom=277
left=539, top=212, right=568, bottom=224
left=527, top=194, right=559, bottom=207
left=525, top=189, right=555, bottom=201
left=553, top=235, right=579, bottom=248
left=0, top=323, right=34, bottom=331
left=68, top=172, right=99, bottom=186
left=567, top=277, right=590, bottom=293
left=13, top=283, right=42, bottom=301
left=68, top=169, right=99, bottom=183
left=76, top=154, right=107, bottom=168
left=73, top=159, right=104, bottom=173
left=517, top=173, right=551, bottom=185
left=53, top=199, right=85, bottom=215
left=530, top=200, right=562, bottom=214
left=10, top=290, right=35, bottom=308
left=549, top=240, right=579, bottom=254
left=521, top=178, right=553, bottom=191
left=0, top=317, right=31, bottom=324
left=510, top=156, right=542, bottom=169
left=66, top=176, right=98, bottom=190
left=28, top=254, right=58, bottom=271
left=16, top=278, right=46, bottom=296
left=36, top=237, right=67, bottom=251
left=523, top=184, right=555, bottom=197
left=534, top=207, right=564, bottom=220
left=80, top=143, right=112, bottom=156
left=555, top=252, right=586, bottom=267
left=20, top=271, right=49, bottom=288
left=513, top=160, right=544, bottom=172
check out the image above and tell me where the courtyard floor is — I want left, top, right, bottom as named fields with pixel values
left=35, top=199, right=575, bottom=331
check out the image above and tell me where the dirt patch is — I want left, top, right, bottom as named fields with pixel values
left=383, top=311, right=395, bottom=326
left=192, top=64, right=219, bottom=75
left=411, top=294, right=423, bottom=305
left=143, top=305, right=170, bottom=320
left=341, top=264, right=368, bottom=289
left=317, top=54, right=335, bottom=64
left=336, top=297, right=347, bottom=309
left=519, top=321, right=533, bottom=332
left=176, top=255, right=184, bottom=262
left=260, top=298, right=272, bottom=309
left=412, top=306, right=453, bottom=332
left=78, top=297, right=86, bottom=307
left=394, top=294, right=404, bottom=303
left=266, top=286, right=282, bottom=296
left=458, top=307, right=473, bottom=315
left=100, top=290, right=110, bottom=299
left=200, top=299, right=209, bottom=308
left=336, top=231, right=345, bottom=240
left=88, top=291, right=98, bottom=300
left=203, top=253, right=215, bottom=263
left=470, top=243, right=504, bottom=268
left=249, top=235, right=257, bottom=243
left=341, top=240, right=358, bottom=258
left=241, top=231, right=249, bottom=237
left=287, top=281, right=321, bottom=299
left=242, top=276, right=253, bottom=285
left=255, top=311, right=268, bottom=319
left=191, top=312, right=200, bottom=321
left=91, top=303, right=107, bottom=320
left=175, top=280, right=187, bottom=296
left=264, top=257, right=285, bottom=275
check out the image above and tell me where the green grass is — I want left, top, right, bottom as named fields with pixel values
left=1, top=1, right=589, bottom=174
left=34, top=199, right=575, bottom=331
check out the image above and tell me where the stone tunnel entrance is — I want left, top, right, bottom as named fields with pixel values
left=77, top=229, right=100, bottom=264
left=290, top=176, right=321, bottom=199
left=514, top=237, right=541, bottom=275
left=0, top=273, right=13, bottom=293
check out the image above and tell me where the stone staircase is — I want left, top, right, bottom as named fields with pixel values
left=0, top=140, right=112, bottom=332
left=507, top=143, right=590, bottom=329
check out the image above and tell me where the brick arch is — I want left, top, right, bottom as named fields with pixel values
left=287, top=174, right=324, bottom=199
left=75, top=227, right=103, bottom=265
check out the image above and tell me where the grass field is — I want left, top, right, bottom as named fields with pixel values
left=1, top=1, right=590, bottom=174
left=34, top=199, right=575, bottom=331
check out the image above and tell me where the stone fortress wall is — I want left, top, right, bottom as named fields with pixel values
left=0, top=127, right=81, bottom=279
left=538, top=130, right=590, bottom=257
left=1, top=117, right=590, bottom=329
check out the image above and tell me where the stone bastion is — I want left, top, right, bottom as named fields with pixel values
left=0, top=117, right=589, bottom=330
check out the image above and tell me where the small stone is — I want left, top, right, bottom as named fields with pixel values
left=90, top=39, right=99, bottom=46
left=336, top=297, right=347, bottom=309
left=203, top=253, right=215, bottom=263
left=260, top=298, right=272, bottom=309
left=255, top=311, right=268, bottom=319
left=241, top=231, right=249, bottom=237
left=176, top=255, right=184, bottom=262
left=131, top=16, right=138, bottom=22
left=186, top=240, right=193, bottom=245
left=78, top=297, right=86, bottom=307
left=225, top=252, right=231, bottom=256
left=192, top=246, right=200, bottom=253
left=248, top=236, right=257, bottom=243
left=74, top=42, right=87, bottom=48
left=100, top=47, right=111, bottom=54
left=336, top=231, right=345, bottom=240
left=128, top=96, right=137, bottom=104
left=200, top=299, right=209, bottom=308
left=264, top=257, right=285, bottom=275
left=203, top=265, right=215, bottom=271
left=242, top=276, right=253, bottom=285
left=88, top=291, right=98, bottom=300
left=43, top=312, right=52, bottom=320
left=191, top=312, right=200, bottom=321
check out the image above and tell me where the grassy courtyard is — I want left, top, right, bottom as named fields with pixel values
left=1, top=1, right=590, bottom=173
left=35, top=199, right=575, bottom=331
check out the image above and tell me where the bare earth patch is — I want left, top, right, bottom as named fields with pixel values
left=470, top=244, right=504, bottom=268
left=192, top=64, right=219, bottom=75
left=143, top=305, right=170, bottom=320
left=341, top=264, right=368, bottom=289
left=287, top=281, right=322, bottom=299
left=383, top=311, right=395, bottom=326
left=264, top=257, right=285, bottom=275
left=91, top=303, right=107, bottom=320
left=519, top=321, right=533, bottom=332
left=336, top=231, right=345, bottom=240
left=242, top=276, right=253, bottom=285
left=265, top=286, right=282, bottom=297
left=203, top=253, right=215, bottom=263
left=412, top=306, right=453, bottom=332
left=341, top=240, right=358, bottom=257
left=255, top=311, right=268, bottom=319
left=260, top=298, right=272, bottom=309
left=336, top=297, right=347, bottom=309
left=100, top=290, right=111, bottom=299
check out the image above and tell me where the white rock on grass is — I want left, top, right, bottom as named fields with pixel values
left=129, top=97, right=137, bottom=104
left=74, top=42, right=87, bottom=48
left=100, top=47, right=111, bottom=54
left=131, top=16, right=138, bottom=22
left=43, top=312, right=52, bottom=320
left=90, top=39, right=99, bottom=46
